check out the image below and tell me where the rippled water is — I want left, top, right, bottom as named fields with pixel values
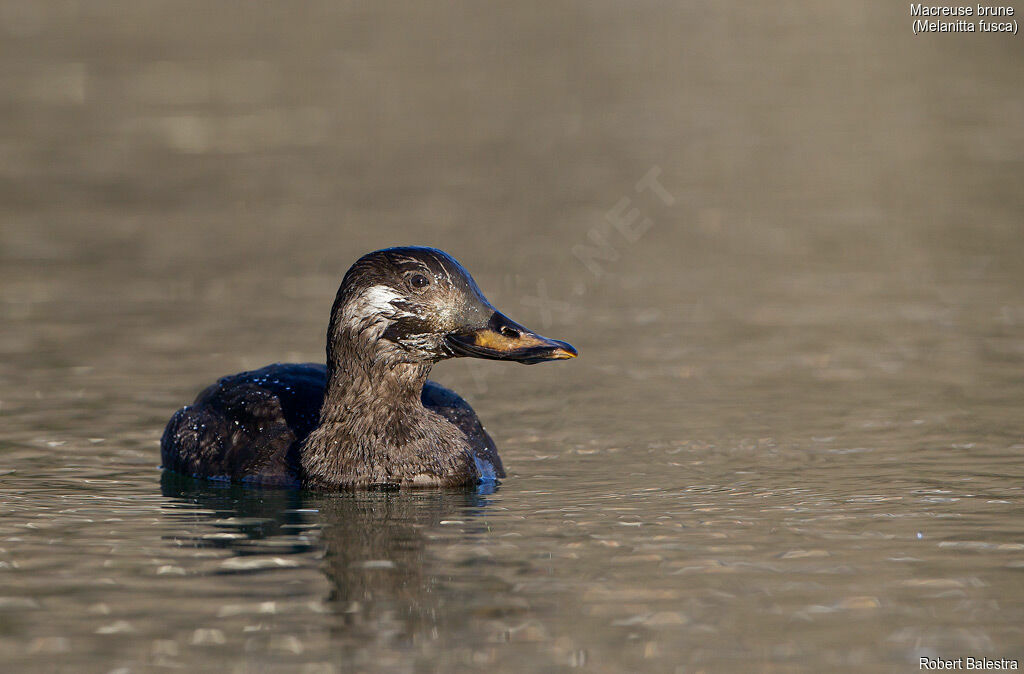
left=2, top=2, right=1023, bottom=672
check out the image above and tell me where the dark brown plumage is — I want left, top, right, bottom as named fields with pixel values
left=161, top=247, right=576, bottom=490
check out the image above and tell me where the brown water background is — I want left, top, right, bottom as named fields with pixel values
left=1, top=2, right=1023, bottom=672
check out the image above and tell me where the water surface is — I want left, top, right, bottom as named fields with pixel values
left=1, top=1, right=1022, bottom=672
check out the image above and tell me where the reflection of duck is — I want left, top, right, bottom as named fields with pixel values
left=160, top=471, right=320, bottom=553
left=161, top=247, right=576, bottom=489
left=160, top=471, right=494, bottom=641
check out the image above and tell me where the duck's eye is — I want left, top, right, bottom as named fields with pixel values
left=409, top=274, right=430, bottom=289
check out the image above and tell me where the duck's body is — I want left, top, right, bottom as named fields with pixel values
left=160, top=247, right=575, bottom=490
left=161, top=363, right=501, bottom=489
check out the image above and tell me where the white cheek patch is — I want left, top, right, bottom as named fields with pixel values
left=361, top=285, right=405, bottom=314
left=344, top=285, right=414, bottom=326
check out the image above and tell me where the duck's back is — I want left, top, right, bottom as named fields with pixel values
left=161, top=363, right=327, bottom=487
left=160, top=363, right=502, bottom=487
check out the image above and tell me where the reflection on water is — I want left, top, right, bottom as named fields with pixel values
left=1, top=0, right=1023, bottom=671
left=161, top=474, right=508, bottom=669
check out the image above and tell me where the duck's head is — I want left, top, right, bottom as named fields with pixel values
left=329, top=246, right=577, bottom=366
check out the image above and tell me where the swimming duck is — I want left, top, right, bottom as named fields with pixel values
left=160, top=247, right=577, bottom=490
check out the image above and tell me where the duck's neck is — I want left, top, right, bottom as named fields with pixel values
left=300, top=333, right=466, bottom=488
left=320, top=351, right=431, bottom=427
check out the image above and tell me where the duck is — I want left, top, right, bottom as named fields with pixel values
left=160, top=246, right=577, bottom=490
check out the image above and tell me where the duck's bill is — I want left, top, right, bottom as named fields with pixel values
left=446, top=312, right=577, bottom=365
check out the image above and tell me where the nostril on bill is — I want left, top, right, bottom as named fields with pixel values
left=500, top=326, right=520, bottom=339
